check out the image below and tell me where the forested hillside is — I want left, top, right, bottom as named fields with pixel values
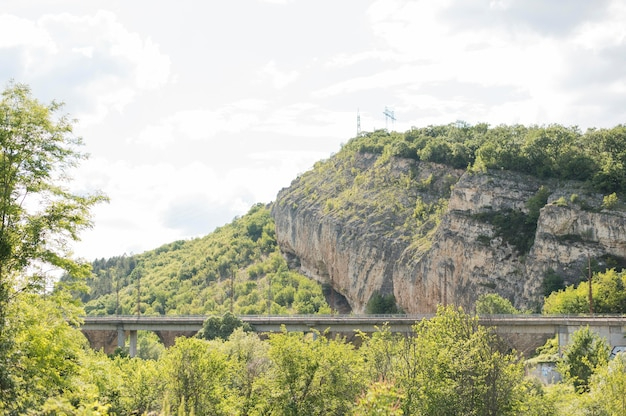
left=72, top=204, right=330, bottom=316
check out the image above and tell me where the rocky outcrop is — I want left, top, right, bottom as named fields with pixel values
left=272, top=153, right=626, bottom=313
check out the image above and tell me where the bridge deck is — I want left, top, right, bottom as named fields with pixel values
left=79, top=314, right=626, bottom=357
left=81, top=314, right=626, bottom=333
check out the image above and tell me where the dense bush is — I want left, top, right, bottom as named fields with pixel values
left=197, top=312, right=252, bottom=341
left=475, top=293, right=519, bottom=314
left=366, top=292, right=399, bottom=314
left=543, top=268, right=626, bottom=314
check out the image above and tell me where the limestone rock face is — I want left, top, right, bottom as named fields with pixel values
left=272, top=155, right=626, bottom=313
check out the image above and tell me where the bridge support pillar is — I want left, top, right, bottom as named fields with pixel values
left=557, top=326, right=569, bottom=355
left=117, top=326, right=125, bottom=349
left=129, top=330, right=138, bottom=358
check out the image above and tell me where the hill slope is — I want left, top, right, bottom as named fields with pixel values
left=78, top=204, right=331, bottom=315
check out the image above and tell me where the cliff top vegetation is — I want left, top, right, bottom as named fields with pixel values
left=347, top=123, right=626, bottom=194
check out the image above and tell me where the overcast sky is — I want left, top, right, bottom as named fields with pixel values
left=2, top=0, right=625, bottom=260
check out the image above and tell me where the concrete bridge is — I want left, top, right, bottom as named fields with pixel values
left=80, top=314, right=626, bottom=357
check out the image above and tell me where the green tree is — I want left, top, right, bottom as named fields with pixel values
left=0, top=293, right=112, bottom=415
left=220, top=329, right=271, bottom=415
left=397, top=306, right=534, bottom=415
left=602, top=192, right=619, bottom=209
left=354, top=380, right=405, bottom=416
left=366, top=292, right=399, bottom=314
left=559, top=326, right=610, bottom=392
left=357, top=324, right=402, bottom=382
left=588, top=352, right=626, bottom=415
left=0, top=82, right=106, bottom=400
left=266, top=329, right=365, bottom=415
left=114, top=356, right=163, bottom=414
left=544, top=269, right=626, bottom=314
left=197, top=312, right=252, bottom=341
left=475, top=293, right=520, bottom=314
left=542, top=269, right=565, bottom=297
left=161, top=337, right=230, bottom=415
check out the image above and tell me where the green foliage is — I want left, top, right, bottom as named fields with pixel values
left=13, top=292, right=626, bottom=415
left=558, top=326, right=609, bottom=392
left=554, top=196, right=568, bottom=207
left=266, top=330, right=366, bottom=415
left=602, top=192, right=619, bottom=209
left=220, top=328, right=271, bottom=414
left=587, top=352, right=626, bottom=415
left=345, top=122, right=626, bottom=195
left=136, top=330, right=166, bottom=360
left=402, top=306, right=524, bottom=415
left=353, top=380, right=405, bottom=416
left=0, top=82, right=105, bottom=285
left=78, top=204, right=330, bottom=316
left=359, top=306, right=545, bottom=415
left=356, top=324, right=401, bottom=382
left=197, top=312, right=252, bottom=341
left=473, top=209, right=533, bottom=254
left=5, top=294, right=86, bottom=412
left=0, top=82, right=106, bottom=398
left=113, top=356, right=163, bottom=414
left=526, top=185, right=550, bottom=223
left=472, top=186, right=548, bottom=255
left=0, top=293, right=122, bottom=414
left=530, top=335, right=559, bottom=363
left=366, top=292, right=399, bottom=314
left=161, top=337, right=230, bottom=415
left=542, top=269, right=565, bottom=297
left=475, top=293, right=519, bottom=314
left=543, top=268, right=626, bottom=314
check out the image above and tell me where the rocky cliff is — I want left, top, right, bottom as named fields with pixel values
left=271, top=151, right=626, bottom=313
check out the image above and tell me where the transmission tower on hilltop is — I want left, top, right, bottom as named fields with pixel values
left=383, top=106, right=396, bottom=131
left=356, top=109, right=362, bottom=137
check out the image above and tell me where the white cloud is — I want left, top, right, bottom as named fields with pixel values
left=71, top=147, right=325, bottom=259
left=351, top=0, right=626, bottom=130
left=324, top=50, right=399, bottom=68
left=258, top=103, right=355, bottom=139
left=313, top=65, right=421, bottom=98
left=261, top=60, right=299, bottom=89
left=39, top=10, right=171, bottom=90
left=0, top=10, right=171, bottom=125
left=0, top=13, right=55, bottom=49
left=130, top=99, right=267, bottom=148
left=258, top=0, right=293, bottom=4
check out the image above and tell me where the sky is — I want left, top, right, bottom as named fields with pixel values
left=2, top=0, right=625, bottom=261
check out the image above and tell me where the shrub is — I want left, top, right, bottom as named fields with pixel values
left=366, top=292, right=398, bottom=314
left=542, top=269, right=565, bottom=297
left=602, top=192, right=618, bottom=209
left=554, top=196, right=568, bottom=207
left=197, top=312, right=252, bottom=341
left=475, top=293, right=519, bottom=314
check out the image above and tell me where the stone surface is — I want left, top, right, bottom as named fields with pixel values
left=272, top=156, right=626, bottom=314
